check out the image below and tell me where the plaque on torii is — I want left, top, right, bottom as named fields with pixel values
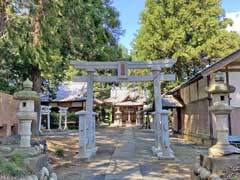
left=71, top=59, right=176, bottom=159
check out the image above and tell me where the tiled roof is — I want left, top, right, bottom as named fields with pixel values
left=41, top=81, right=87, bottom=102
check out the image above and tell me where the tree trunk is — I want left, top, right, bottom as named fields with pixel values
left=0, top=0, right=7, bottom=35
left=30, top=0, right=43, bottom=135
left=31, top=66, right=41, bottom=136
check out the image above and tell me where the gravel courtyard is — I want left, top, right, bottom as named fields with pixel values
left=45, top=126, right=208, bottom=180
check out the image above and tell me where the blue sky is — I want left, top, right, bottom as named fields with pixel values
left=113, top=0, right=240, bottom=51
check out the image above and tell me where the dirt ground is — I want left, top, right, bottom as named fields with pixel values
left=45, top=126, right=208, bottom=180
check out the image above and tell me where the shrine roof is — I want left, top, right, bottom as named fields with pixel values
left=41, top=81, right=87, bottom=102
left=114, top=101, right=144, bottom=106
left=162, top=95, right=183, bottom=108
left=141, top=95, right=183, bottom=112
left=104, top=95, right=129, bottom=104
left=104, top=86, right=148, bottom=106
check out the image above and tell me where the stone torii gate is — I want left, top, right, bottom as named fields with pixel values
left=71, top=59, right=176, bottom=159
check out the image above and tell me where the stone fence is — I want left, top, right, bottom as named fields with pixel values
left=0, top=92, right=19, bottom=137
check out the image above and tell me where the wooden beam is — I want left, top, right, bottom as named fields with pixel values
left=71, top=61, right=118, bottom=70
left=207, top=75, right=214, bottom=145
left=202, top=49, right=240, bottom=77
left=225, top=66, right=232, bottom=135
left=227, top=61, right=240, bottom=67
left=73, top=74, right=175, bottom=82
left=219, top=68, right=240, bottom=72
left=70, top=59, right=177, bottom=70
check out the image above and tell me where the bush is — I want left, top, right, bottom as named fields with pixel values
left=9, top=153, right=23, bottom=167
left=67, top=112, right=78, bottom=129
left=50, top=112, right=59, bottom=129
left=0, top=155, right=25, bottom=177
left=55, top=148, right=64, bottom=158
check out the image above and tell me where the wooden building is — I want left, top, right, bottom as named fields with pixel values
left=166, top=49, right=240, bottom=144
left=0, top=92, right=19, bottom=137
left=104, top=86, right=145, bottom=125
left=41, top=81, right=102, bottom=112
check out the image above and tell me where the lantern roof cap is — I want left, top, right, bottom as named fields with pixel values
left=14, top=78, right=39, bottom=100
left=206, top=72, right=235, bottom=94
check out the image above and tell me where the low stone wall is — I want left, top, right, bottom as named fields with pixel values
left=0, top=92, right=19, bottom=137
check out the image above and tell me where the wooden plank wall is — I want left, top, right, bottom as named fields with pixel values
left=176, top=77, right=212, bottom=139
left=0, top=92, right=19, bottom=137
left=182, top=99, right=210, bottom=138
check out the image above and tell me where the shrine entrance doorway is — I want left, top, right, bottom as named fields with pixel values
left=71, top=59, right=176, bottom=160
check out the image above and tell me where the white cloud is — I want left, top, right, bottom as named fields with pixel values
left=226, top=12, right=240, bottom=33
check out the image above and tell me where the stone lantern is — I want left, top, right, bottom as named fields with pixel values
left=14, top=78, right=38, bottom=148
left=206, top=72, right=240, bottom=157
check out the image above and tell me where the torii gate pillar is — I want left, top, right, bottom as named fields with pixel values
left=152, top=63, right=175, bottom=159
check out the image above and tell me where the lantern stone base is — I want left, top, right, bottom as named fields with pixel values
left=152, top=146, right=175, bottom=160
left=152, top=146, right=161, bottom=156
left=23, top=154, right=50, bottom=174
left=74, top=147, right=98, bottom=160
left=191, top=154, right=240, bottom=180
left=157, top=150, right=175, bottom=160
left=209, top=144, right=240, bottom=157
left=9, top=145, right=44, bottom=158
left=0, top=145, right=52, bottom=177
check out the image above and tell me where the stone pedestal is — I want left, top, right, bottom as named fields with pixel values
left=192, top=154, right=240, bottom=180
left=88, top=112, right=98, bottom=153
left=115, top=107, right=122, bottom=127
left=158, top=110, right=175, bottom=159
left=152, top=110, right=175, bottom=159
left=208, top=108, right=240, bottom=157
left=75, top=110, right=97, bottom=159
left=151, top=112, right=161, bottom=155
left=136, top=111, right=142, bottom=126
left=18, top=118, right=34, bottom=148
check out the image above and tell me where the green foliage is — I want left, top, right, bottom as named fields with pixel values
left=55, top=148, right=64, bottom=158
left=49, top=111, right=78, bottom=129
left=50, top=111, right=59, bottom=129
left=0, top=0, right=124, bottom=94
left=104, top=106, right=113, bottom=123
left=161, top=81, right=180, bottom=94
left=9, top=153, right=23, bottom=167
left=66, top=112, right=78, bottom=129
left=133, top=0, right=240, bottom=84
left=0, top=155, right=25, bottom=177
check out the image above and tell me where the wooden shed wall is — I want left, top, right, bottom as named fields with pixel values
left=182, top=99, right=210, bottom=138
left=172, top=77, right=212, bottom=140
left=0, top=92, right=19, bottom=137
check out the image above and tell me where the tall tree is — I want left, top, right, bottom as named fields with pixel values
left=0, top=0, right=123, bottom=134
left=133, top=0, right=240, bottom=83
left=0, top=0, right=123, bottom=93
